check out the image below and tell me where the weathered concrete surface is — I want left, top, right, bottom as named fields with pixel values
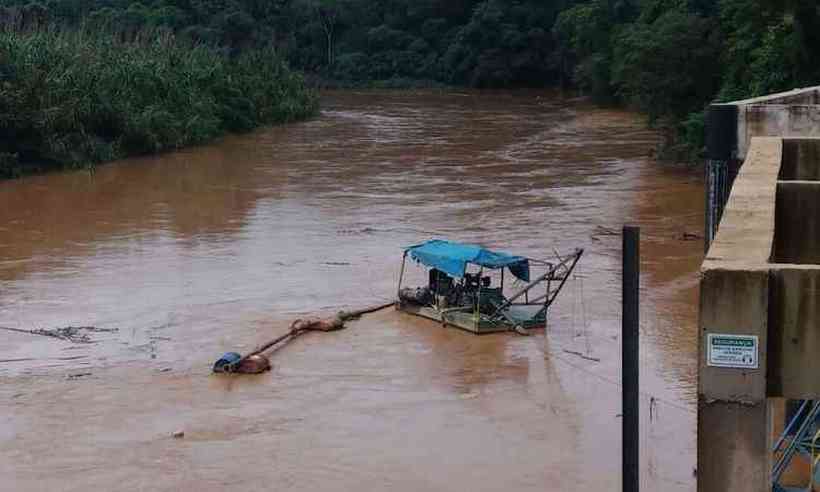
left=773, top=181, right=820, bottom=264
left=769, top=267, right=820, bottom=397
left=728, top=86, right=820, bottom=107
left=699, top=137, right=781, bottom=492
left=704, top=137, right=781, bottom=269
left=780, top=138, right=820, bottom=181
left=712, top=86, right=820, bottom=161
left=700, top=132, right=820, bottom=491
left=699, top=269, right=769, bottom=401
left=769, top=139, right=820, bottom=398
left=701, top=86, right=820, bottom=489
left=698, top=401, right=771, bottom=492
left=737, top=105, right=820, bottom=162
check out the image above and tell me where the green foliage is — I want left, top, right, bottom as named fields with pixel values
left=717, top=0, right=820, bottom=101
left=612, top=10, right=721, bottom=122
left=1, top=0, right=819, bottom=164
left=442, top=0, right=563, bottom=87
left=0, top=26, right=318, bottom=177
left=553, top=0, right=614, bottom=99
left=746, top=20, right=795, bottom=96
left=681, top=110, right=707, bottom=155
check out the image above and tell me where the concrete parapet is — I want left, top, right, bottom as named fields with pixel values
left=780, top=138, right=820, bottom=180
left=737, top=105, right=820, bottom=161
left=727, top=86, right=820, bottom=107
left=699, top=268, right=769, bottom=402
left=704, top=137, right=781, bottom=268
left=709, top=86, right=820, bottom=162
left=697, top=400, right=771, bottom=492
left=773, top=181, right=820, bottom=264
left=768, top=267, right=820, bottom=398
left=705, top=90, right=820, bottom=248
left=699, top=134, right=820, bottom=491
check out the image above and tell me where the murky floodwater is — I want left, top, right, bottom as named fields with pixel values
left=1, top=91, right=703, bottom=491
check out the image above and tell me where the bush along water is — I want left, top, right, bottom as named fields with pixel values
left=0, top=27, right=319, bottom=178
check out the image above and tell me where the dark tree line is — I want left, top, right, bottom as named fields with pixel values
left=0, top=2, right=318, bottom=178
left=1, top=0, right=819, bottom=157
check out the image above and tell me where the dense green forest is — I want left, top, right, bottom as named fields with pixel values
left=1, top=0, right=819, bottom=174
left=0, top=3, right=319, bottom=178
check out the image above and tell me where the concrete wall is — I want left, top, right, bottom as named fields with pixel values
left=705, top=90, right=820, bottom=248
left=737, top=105, right=820, bottom=161
left=768, top=267, right=820, bottom=398
left=700, top=135, right=820, bottom=490
left=710, top=86, right=820, bottom=161
left=728, top=86, right=820, bottom=106
left=698, top=401, right=772, bottom=492
left=767, top=139, right=820, bottom=398
left=773, top=181, right=820, bottom=264
left=699, top=138, right=782, bottom=492
left=700, top=89, right=820, bottom=491
left=780, top=138, right=820, bottom=180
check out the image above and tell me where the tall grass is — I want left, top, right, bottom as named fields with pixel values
left=0, top=27, right=319, bottom=178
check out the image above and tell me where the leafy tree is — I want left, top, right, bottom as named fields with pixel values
left=612, top=10, right=722, bottom=122
left=553, top=0, right=614, bottom=99
left=2, top=0, right=819, bottom=162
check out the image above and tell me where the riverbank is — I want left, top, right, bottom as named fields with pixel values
left=0, top=28, right=318, bottom=179
left=303, top=73, right=449, bottom=91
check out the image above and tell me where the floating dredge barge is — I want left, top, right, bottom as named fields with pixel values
left=396, top=239, right=583, bottom=334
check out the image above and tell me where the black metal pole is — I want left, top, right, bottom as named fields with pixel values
left=704, top=104, right=738, bottom=253
left=622, top=226, right=640, bottom=492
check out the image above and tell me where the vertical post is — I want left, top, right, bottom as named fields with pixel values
left=397, top=251, right=407, bottom=300
left=704, top=162, right=714, bottom=251
left=704, top=104, right=738, bottom=252
left=475, top=268, right=483, bottom=331
left=622, top=226, right=640, bottom=492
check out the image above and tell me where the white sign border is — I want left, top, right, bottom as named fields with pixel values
left=706, top=333, right=759, bottom=369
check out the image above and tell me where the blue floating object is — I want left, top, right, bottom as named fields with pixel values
left=213, top=352, right=242, bottom=373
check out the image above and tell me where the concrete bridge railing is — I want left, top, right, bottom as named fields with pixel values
left=705, top=86, right=820, bottom=247
left=699, top=136, right=820, bottom=492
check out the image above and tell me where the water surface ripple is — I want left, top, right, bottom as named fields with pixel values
left=1, top=90, right=703, bottom=491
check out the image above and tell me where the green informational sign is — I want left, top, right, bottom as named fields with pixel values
left=707, top=334, right=759, bottom=369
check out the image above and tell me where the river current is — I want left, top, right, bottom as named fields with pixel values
left=1, top=91, right=703, bottom=491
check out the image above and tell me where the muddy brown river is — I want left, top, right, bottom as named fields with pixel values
left=1, top=91, right=703, bottom=491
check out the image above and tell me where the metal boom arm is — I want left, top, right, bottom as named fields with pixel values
left=490, top=248, right=583, bottom=319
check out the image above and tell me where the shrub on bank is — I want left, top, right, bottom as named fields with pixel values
left=0, top=27, right=319, bottom=178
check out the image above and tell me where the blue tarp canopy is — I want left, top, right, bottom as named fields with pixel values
left=405, top=239, right=530, bottom=282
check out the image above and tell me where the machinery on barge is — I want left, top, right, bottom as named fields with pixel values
left=396, top=239, right=583, bottom=334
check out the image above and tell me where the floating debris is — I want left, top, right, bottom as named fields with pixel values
left=590, top=225, right=619, bottom=241
left=563, top=349, right=601, bottom=363
left=66, top=372, right=92, bottom=379
left=679, top=231, right=702, bottom=241
left=0, top=325, right=117, bottom=344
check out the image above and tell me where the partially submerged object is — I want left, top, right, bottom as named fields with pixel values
left=213, top=352, right=272, bottom=374
left=212, top=302, right=395, bottom=374
left=396, top=239, right=583, bottom=334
